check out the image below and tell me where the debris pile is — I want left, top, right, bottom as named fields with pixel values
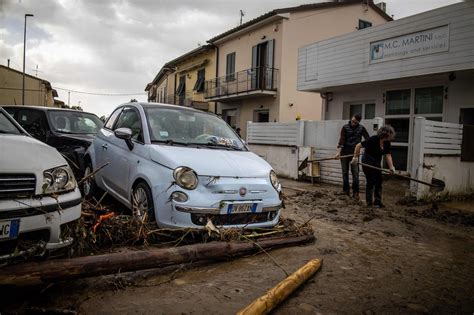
left=64, top=198, right=314, bottom=258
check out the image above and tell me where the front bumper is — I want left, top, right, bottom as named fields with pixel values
left=0, top=188, right=82, bottom=259
left=153, top=176, right=282, bottom=229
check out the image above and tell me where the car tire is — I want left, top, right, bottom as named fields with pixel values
left=82, top=161, right=97, bottom=199
left=132, top=182, right=156, bottom=222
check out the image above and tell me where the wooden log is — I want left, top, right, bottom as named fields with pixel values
left=0, top=235, right=315, bottom=286
left=237, top=258, right=322, bottom=315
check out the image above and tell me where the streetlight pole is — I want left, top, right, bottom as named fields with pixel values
left=22, top=13, right=34, bottom=105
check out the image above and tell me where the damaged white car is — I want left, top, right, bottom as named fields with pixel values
left=83, top=102, right=282, bottom=228
left=0, top=108, right=81, bottom=259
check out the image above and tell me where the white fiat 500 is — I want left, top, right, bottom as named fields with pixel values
left=0, top=108, right=81, bottom=259
left=84, top=102, right=282, bottom=228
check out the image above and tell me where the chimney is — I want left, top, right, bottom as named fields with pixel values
left=376, top=1, right=387, bottom=12
left=7, top=59, right=10, bottom=68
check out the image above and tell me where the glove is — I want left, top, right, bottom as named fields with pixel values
left=390, top=166, right=396, bottom=174
left=351, top=157, right=359, bottom=165
left=335, top=148, right=341, bottom=159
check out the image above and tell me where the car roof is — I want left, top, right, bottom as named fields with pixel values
left=1, top=105, right=99, bottom=117
left=123, top=102, right=217, bottom=116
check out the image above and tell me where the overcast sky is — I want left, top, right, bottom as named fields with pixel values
left=0, top=0, right=463, bottom=116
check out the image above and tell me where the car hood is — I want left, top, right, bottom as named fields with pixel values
left=149, top=145, right=272, bottom=177
left=0, top=135, right=66, bottom=172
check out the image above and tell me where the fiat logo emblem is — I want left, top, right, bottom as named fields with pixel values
left=239, top=187, right=247, bottom=197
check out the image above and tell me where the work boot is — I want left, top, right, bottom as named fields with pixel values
left=374, top=201, right=385, bottom=208
left=352, top=192, right=360, bottom=201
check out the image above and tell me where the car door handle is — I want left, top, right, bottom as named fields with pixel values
left=102, top=144, right=108, bottom=150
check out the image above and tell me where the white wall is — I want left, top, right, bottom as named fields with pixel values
left=248, top=144, right=299, bottom=179
left=298, top=2, right=474, bottom=91
left=419, top=156, right=474, bottom=197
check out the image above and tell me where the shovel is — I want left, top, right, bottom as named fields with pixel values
left=358, top=162, right=445, bottom=192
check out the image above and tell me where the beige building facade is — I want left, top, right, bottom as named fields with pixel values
left=0, top=65, right=59, bottom=107
left=205, top=0, right=391, bottom=137
left=146, top=45, right=217, bottom=112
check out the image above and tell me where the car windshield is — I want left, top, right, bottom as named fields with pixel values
left=48, top=110, right=103, bottom=134
left=145, top=107, right=245, bottom=150
left=0, top=111, right=21, bottom=135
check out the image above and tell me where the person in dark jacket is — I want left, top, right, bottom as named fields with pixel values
left=352, top=125, right=396, bottom=207
left=336, top=113, right=370, bottom=199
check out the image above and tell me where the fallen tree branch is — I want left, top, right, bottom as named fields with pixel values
left=0, top=235, right=315, bottom=286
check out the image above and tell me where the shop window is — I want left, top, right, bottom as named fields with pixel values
left=386, top=89, right=411, bottom=115
left=415, top=86, right=443, bottom=114
left=384, top=118, right=409, bottom=143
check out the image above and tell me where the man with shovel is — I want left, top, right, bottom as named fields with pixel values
left=336, top=113, right=370, bottom=200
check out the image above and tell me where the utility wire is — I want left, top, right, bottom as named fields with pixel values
left=54, top=87, right=146, bottom=96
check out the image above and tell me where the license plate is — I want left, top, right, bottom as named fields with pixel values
left=0, top=219, right=20, bottom=240
left=228, top=203, right=257, bottom=214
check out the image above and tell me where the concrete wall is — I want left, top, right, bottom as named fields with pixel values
left=280, top=4, right=388, bottom=122
left=248, top=144, right=299, bottom=179
left=0, top=66, right=54, bottom=106
left=420, top=156, right=474, bottom=197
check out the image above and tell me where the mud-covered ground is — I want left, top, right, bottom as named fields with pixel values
left=2, top=178, right=474, bottom=314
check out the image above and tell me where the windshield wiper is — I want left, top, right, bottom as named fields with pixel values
left=151, top=139, right=189, bottom=146
left=198, top=142, right=242, bottom=151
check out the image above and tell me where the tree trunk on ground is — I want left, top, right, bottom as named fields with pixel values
left=0, top=235, right=315, bottom=286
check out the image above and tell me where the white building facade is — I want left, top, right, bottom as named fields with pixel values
left=297, top=2, right=474, bottom=172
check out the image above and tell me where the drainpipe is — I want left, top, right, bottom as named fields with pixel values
left=214, top=44, right=219, bottom=114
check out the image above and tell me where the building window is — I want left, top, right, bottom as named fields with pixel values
left=415, top=86, right=443, bottom=115
left=254, top=110, right=269, bottom=122
left=386, top=89, right=411, bottom=115
left=194, top=68, right=205, bottom=92
left=176, top=75, right=186, bottom=96
left=226, top=52, right=236, bottom=81
left=344, top=103, right=376, bottom=120
left=358, top=19, right=372, bottom=30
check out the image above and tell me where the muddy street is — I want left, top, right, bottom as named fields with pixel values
left=2, top=178, right=474, bottom=314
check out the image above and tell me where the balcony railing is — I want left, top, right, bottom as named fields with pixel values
left=161, top=90, right=207, bottom=107
left=204, top=67, right=279, bottom=100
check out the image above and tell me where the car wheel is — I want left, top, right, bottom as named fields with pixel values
left=132, top=182, right=155, bottom=222
left=82, top=162, right=97, bottom=199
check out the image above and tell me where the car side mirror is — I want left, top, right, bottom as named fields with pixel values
left=114, top=127, right=134, bottom=150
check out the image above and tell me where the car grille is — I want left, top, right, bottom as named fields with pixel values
left=0, top=174, right=36, bottom=199
left=191, top=211, right=278, bottom=226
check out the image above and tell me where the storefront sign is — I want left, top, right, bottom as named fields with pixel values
left=370, top=25, right=449, bottom=63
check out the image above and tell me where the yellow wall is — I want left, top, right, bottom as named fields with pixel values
left=0, top=67, right=55, bottom=106
left=171, top=48, right=217, bottom=111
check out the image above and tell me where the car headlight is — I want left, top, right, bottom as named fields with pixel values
left=270, top=170, right=280, bottom=191
left=173, top=166, right=198, bottom=190
left=42, top=165, right=76, bottom=194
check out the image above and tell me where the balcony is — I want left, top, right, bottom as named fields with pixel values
left=162, top=90, right=209, bottom=110
left=204, top=67, right=278, bottom=102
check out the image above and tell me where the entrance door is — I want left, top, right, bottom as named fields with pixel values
left=460, top=108, right=474, bottom=125
left=222, top=109, right=237, bottom=128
